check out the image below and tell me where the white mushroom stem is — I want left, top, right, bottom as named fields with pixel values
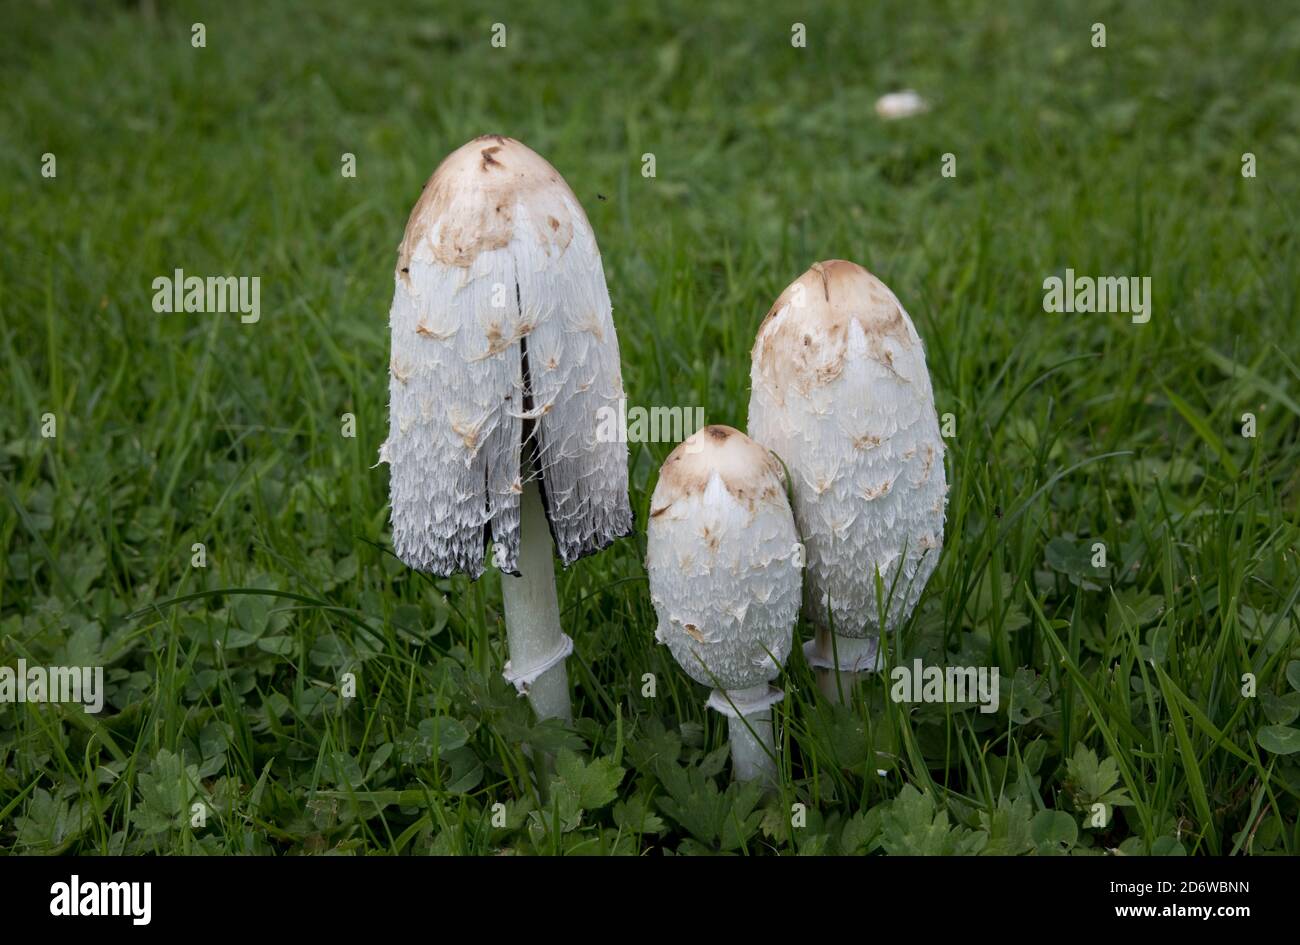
left=805, top=628, right=882, bottom=703
left=500, top=481, right=572, bottom=722
left=728, top=708, right=777, bottom=784
left=708, top=685, right=782, bottom=785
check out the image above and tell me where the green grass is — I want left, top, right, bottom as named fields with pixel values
left=1, top=0, right=1298, bottom=855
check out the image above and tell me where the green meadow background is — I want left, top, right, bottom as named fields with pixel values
left=1, top=0, right=1298, bottom=854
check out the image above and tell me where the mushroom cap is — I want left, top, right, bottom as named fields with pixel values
left=646, top=425, right=801, bottom=690
left=381, top=136, right=632, bottom=578
left=748, top=260, right=946, bottom=637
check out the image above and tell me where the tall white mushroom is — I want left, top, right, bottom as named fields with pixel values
left=646, top=425, right=802, bottom=783
left=380, top=135, right=632, bottom=722
left=748, top=260, right=946, bottom=701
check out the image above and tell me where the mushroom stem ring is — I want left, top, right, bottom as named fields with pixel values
left=503, top=632, right=574, bottom=696
left=805, top=629, right=883, bottom=703
left=803, top=631, right=882, bottom=673
left=706, top=683, right=784, bottom=718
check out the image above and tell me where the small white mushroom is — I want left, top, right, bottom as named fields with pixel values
left=748, top=260, right=946, bottom=702
left=646, top=425, right=802, bottom=783
left=381, top=135, right=632, bottom=722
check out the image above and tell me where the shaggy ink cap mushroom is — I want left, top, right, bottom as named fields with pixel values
left=381, top=136, right=631, bottom=723
left=381, top=135, right=633, bottom=580
left=647, top=425, right=801, bottom=782
left=647, top=425, right=801, bottom=691
left=748, top=260, right=947, bottom=674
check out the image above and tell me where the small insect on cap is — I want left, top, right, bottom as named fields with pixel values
left=748, top=260, right=947, bottom=638
left=646, top=426, right=802, bottom=691
left=381, top=136, right=632, bottom=578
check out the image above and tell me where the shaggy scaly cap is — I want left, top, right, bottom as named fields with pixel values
left=748, top=260, right=946, bottom=637
left=646, top=426, right=801, bottom=690
left=380, top=136, right=632, bottom=578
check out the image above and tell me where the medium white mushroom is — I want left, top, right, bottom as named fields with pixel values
left=380, top=135, right=632, bottom=722
left=646, top=425, right=802, bottom=783
left=748, top=260, right=946, bottom=701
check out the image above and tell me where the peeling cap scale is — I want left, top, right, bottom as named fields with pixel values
left=647, top=426, right=801, bottom=783
left=748, top=261, right=946, bottom=701
left=381, top=136, right=632, bottom=722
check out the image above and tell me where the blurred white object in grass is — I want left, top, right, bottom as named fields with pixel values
left=874, top=90, right=929, bottom=120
